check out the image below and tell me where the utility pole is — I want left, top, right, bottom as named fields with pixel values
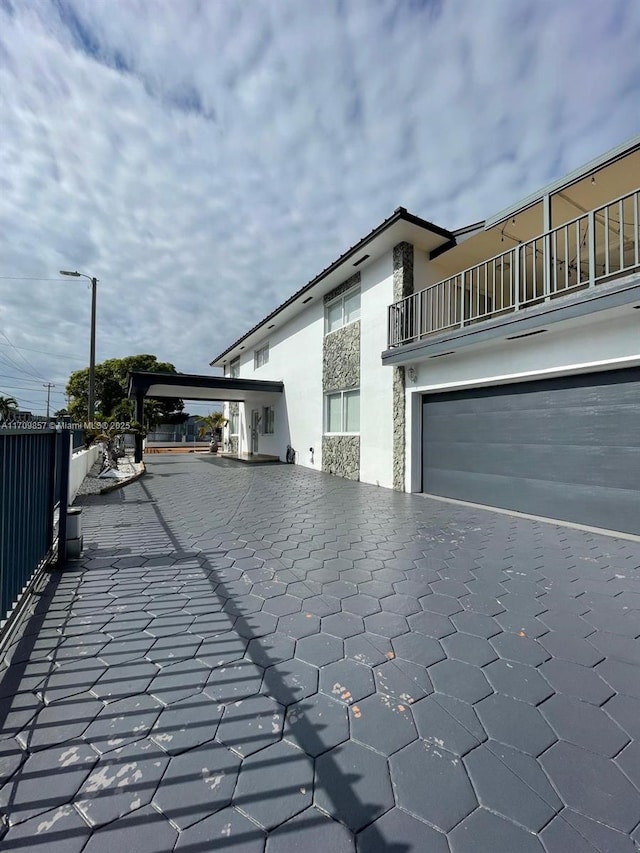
left=59, top=271, right=98, bottom=426
left=43, top=382, right=55, bottom=420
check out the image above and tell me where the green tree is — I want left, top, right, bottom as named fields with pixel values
left=197, top=411, right=227, bottom=452
left=197, top=411, right=227, bottom=438
left=0, top=395, right=18, bottom=421
left=66, top=354, right=183, bottom=426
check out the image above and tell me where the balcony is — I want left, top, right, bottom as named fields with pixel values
left=388, top=188, right=640, bottom=349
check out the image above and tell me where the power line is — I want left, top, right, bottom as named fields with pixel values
left=0, top=330, right=53, bottom=383
left=0, top=373, right=57, bottom=383
left=0, top=382, right=66, bottom=395
left=0, top=276, right=71, bottom=281
left=0, top=342, right=85, bottom=363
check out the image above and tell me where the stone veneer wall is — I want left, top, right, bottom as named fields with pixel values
left=322, top=272, right=361, bottom=479
left=323, top=321, right=360, bottom=392
left=392, top=242, right=414, bottom=491
left=322, top=435, right=360, bottom=480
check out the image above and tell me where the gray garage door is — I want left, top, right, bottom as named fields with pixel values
left=422, top=367, right=640, bottom=535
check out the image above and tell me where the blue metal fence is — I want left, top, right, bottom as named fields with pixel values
left=0, top=429, right=70, bottom=626
left=72, top=429, right=86, bottom=451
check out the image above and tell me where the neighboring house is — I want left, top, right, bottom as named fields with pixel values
left=147, top=415, right=202, bottom=443
left=210, top=136, right=640, bottom=535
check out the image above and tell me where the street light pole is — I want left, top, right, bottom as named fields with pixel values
left=59, top=270, right=98, bottom=426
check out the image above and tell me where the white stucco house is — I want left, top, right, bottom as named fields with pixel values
left=210, top=136, right=640, bottom=536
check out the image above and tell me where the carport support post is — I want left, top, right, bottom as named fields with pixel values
left=134, top=391, right=145, bottom=463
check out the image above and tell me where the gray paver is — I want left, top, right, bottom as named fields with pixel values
left=319, top=658, right=375, bottom=704
left=152, top=740, right=241, bottom=829
left=175, top=806, right=265, bottom=852
left=315, top=741, right=394, bottom=832
left=390, top=739, right=478, bottom=832
left=233, top=740, right=313, bottom=831
left=17, top=692, right=102, bottom=752
left=449, top=807, right=545, bottom=852
left=82, top=804, right=178, bottom=853
left=1, top=458, right=639, bottom=850
left=464, top=741, right=561, bottom=832
left=350, top=691, right=418, bottom=756
left=540, top=741, right=640, bottom=832
left=412, top=693, right=486, bottom=756
left=540, top=692, right=630, bottom=757
left=150, top=691, right=224, bottom=754
left=216, top=692, right=284, bottom=756
left=284, top=692, right=349, bottom=756
left=76, top=739, right=169, bottom=827
left=357, top=807, right=449, bottom=853
left=266, top=807, right=355, bottom=852
left=0, top=742, right=97, bottom=826
left=483, top=658, right=553, bottom=705
left=0, top=803, right=91, bottom=852
left=84, top=694, right=161, bottom=753
left=474, top=693, right=557, bottom=755
left=428, top=658, right=493, bottom=704
left=540, top=809, right=637, bottom=853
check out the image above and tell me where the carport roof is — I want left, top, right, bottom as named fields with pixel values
left=127, top=370, right=284, bottom=402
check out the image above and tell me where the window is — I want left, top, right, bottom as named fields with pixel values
left=254, top=343, right=269, bottom=369
left=262, top=406, right=275, bottom=435
left=229, top=357, right=240, bottom=378
left=324, top=390, right=360, bottom=434
left=325, top=288, right=360, bottom=334
left=229, top=406, right=239, bottom=435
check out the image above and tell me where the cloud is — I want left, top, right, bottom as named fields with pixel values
left=0, top=0, right=639, bottom=412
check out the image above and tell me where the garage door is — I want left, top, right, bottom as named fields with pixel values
left=422, top=367, right=640, bottom=535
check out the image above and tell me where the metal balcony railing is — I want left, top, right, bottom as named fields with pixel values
left=388, top=187, right=640, bottom=348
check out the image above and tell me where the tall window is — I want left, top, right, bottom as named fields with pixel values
left=262, top=406, right=275, bottom=435
left=254, top=343, right=269, bottom=369
left=324, top=390, right=360, bottom=434
left=229, top=406, right=239, bottom=435
left=325, top=288, right=360, bottom=335
left=229, top=357, right=240, bottom=378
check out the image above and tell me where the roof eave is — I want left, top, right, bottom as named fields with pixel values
left=209, top=207, right=454, bottom=366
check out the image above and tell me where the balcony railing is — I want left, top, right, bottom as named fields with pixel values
left=388, top=187, right=640, bottom=348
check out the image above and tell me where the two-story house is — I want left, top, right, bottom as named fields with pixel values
left=210, top=135, right=640, bottom=536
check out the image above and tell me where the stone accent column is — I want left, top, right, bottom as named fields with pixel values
left=392, top=242, right=414, bottom=491
left=322, top=273, right=361, bottom=481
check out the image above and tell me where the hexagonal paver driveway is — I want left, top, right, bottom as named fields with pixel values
left=1, top=456, right=640, bottom=851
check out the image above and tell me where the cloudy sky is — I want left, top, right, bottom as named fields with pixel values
left=1, top=0, right=639, bottom=416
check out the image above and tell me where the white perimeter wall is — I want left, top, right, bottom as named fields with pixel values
left=404, top=306, right=640, bottom=492
left=69, top=443, right=101, bottom=503
left=360, top=254, right=395, bottom=488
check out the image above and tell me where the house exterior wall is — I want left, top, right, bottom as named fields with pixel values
left=221, top=256, right=399, bottom=486
left=224, top=300, right=325, bottom=468
left=405, top=307, right=640, bottom=491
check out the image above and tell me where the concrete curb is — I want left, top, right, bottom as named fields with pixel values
left=98, top=461, right=146, bottom=494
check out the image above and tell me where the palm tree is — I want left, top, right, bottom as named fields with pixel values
left=0, top=395, right=18, bottom=422
left=197, top=412, right=228, bottom=452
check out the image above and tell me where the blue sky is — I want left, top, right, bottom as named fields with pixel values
left=1, top=0, right=639, bottom=415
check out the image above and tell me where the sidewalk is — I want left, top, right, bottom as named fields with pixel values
left=1, top=455, right=639, bottom=851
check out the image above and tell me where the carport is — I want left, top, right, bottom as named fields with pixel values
left=127, top=371, right=284, bottom=463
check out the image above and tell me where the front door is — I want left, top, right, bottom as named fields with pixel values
left=250, top=410, right=260, bottom=454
